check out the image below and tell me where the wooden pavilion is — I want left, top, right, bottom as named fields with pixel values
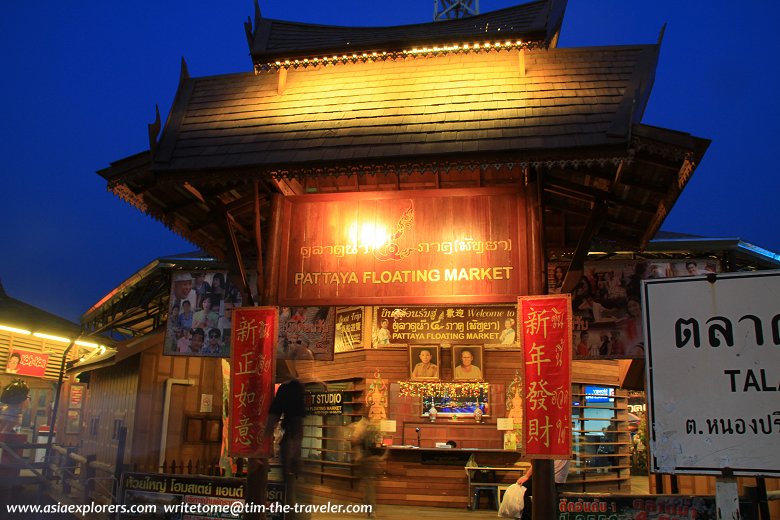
left=95, top=0, right=780, bottom=515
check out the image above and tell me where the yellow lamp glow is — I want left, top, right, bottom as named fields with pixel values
left=348, top=222, right=389, bottom=249
left=33, top=332, right=71, bottom=343
left=0, top=324, right=32, bottom=335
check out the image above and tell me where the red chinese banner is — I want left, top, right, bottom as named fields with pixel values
left=518, top=295, right=572, bottom=458
left=229, top=307, right=276, bottom=457
left=5, top=348, right=49, bottom=377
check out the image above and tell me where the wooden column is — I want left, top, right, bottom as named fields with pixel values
left=262, top=193, right=285, bottom=306
left=525, top=168, right=545, bottom=295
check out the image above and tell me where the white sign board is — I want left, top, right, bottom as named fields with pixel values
left=643, top=270, right=780, bottom=477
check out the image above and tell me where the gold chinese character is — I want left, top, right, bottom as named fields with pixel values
left=236, top=382, right=256, bottom=408
left=526, top=342, right=551, bottom=376
left=524, top=307, right=550, bottom=337
left=235, top=417, right=255, bottom=446
left=527, top=416, right=552, bottom=448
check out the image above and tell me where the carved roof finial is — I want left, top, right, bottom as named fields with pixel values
left=148, top=104, right=161, bottom=155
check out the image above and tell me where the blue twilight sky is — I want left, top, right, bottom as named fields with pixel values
left=1, top=1, right=779, bottom=323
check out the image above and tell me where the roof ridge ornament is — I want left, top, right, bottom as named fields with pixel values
left=245, top=0, right=262, bottom=48
left=147, top=104, right=161, bottom=156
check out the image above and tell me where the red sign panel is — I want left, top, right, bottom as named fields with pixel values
left=279, top=187, right=525, bottom=305
left=518, top=295, right=572, bottom=458
left=229, top=307, right=276, bottom=457
left=5, top=348, right=49, bottom=377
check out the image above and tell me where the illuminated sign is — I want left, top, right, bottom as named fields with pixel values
left=279, top=187, right=525, bottom=305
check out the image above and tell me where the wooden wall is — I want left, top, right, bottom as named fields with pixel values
left=78, top=356, right=139, bottom=467
left=126, top=332, right=224, bottom=472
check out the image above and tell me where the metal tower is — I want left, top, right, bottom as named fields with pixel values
left=434, top=0, right=479, bottom=21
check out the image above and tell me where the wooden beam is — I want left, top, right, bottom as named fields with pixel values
left=253, top=180, right=264, bottom=303
left=271, top=176, right=304, bottom=196
left=277, top=68, right=287, bottom=95
left=223, top=211, right=254, bottom=306
left=560, top=200, right=608, bottom=294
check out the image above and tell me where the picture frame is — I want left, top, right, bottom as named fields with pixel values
left=408, top=345, right=440, bottom=380
left=452, top=345, right=484, bottom=380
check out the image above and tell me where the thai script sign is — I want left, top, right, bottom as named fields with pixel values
left=335, top=306, right=363, bottom=352
left=278, top=187, right=524, bottom=305
left=305, top=391, right=346, bottom=415
left=119, top=472, right=245, bottom=520
left=644, top=270, right=780, bottom=476
left=373, top=305, right=517, bottom=346
left=229, top=307, right=276, bottom=458
left=5, top=348, right=48, bottom=377
left=557, top=495, right=717, bottom=519
left=518, top=294, right=572, bottom=458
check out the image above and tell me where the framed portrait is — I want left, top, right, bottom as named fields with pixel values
left=452, top=345, right=484, bottom=380
left=408, top=345, right=440, bottom=380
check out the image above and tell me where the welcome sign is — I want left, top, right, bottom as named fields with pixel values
left=278, top=187, right=526, bottom=305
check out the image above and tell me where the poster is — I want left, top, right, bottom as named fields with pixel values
left=518, top=294, right=572, bottom=458
left=335, top=306, right=363, bottom=352
left=229, top=307, right=276, bottom=458
left=277, top=306, right=335, bottom=360
left=549, top=258, right=721, bottom=359
left=373, top=304, right=517, bottom=346
left=164, top=270, right=239, bottom=358
left=4, top=348, right=48, bottom=377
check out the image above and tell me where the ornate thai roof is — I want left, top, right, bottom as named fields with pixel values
left=98, top=1, right=709, bottom=256
left=247, top=0, right=567, bottom=68
left=145, top=44, right=662, bottom=173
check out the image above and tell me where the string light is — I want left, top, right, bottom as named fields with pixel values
left=398, top=380, right=489, bottom=398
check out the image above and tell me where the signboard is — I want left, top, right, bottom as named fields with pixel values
left=5, top=348, right=48, bottom=377
left=557, top=495, right=717, bottom=519
left=279, top=187, right=524, bottom=305
left=518, top=295, right=572, bottom=458
left=304, top=391, right=346, bottom=415
left=335, top=306, right=364, bottom=352
left=119, top=472, right=245, bottom=520
left=229, top=307, right=276, bottom=458
left=373, top=305, right=517, bottom=346
left=165, top=270, right=237, bottom=358
left=68, top=384, right=85, bottom=409
left=550, top=259, right=721, bottom=359
left=643, top=270, right=780, bottom=476
left=277, top=306, right=336, bottom=360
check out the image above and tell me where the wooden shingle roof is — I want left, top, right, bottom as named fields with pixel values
left=247, top=0, right=567, bottom=67
left=99, top=1, right=709, bottom=257
left=151, top=44, right=657, bottom=174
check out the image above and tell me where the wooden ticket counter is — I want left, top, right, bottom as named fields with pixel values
left=377, top=446, right=527, bottom=508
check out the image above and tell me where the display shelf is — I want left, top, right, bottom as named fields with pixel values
left=570, top=384, right=631, bottom=492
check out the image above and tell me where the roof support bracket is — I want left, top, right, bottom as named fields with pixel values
left=223, top=211, right=255, bottom=306
left=560, top=199, right=608, bottom=294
